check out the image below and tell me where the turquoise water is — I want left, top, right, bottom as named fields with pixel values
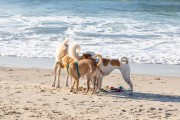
left=0, top=0, right=180, bottom=64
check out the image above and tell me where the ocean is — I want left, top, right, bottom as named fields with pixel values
left=0, top=0, right=180, bottom=64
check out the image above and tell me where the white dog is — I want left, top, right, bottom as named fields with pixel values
left=52, top=38, right=70, bottom=88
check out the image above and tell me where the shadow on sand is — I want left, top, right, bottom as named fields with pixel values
left=98, top=91, right=180, bottom=103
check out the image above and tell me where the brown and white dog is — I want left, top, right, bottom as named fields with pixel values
left=94, top=54, right=133, bottom=95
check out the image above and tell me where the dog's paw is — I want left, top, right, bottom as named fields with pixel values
left=83, top=91, right=89, bottom=95
left=91, top=92, right=94, bottom=94
left=91, top=90, right=96, bottom=95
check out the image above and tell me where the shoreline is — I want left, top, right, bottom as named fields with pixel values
left=0, top=56, right=180, bottom=77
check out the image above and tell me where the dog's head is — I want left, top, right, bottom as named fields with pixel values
left=82, top=53, right=92, bottom=59
left=81, top=53, right=99, bottom=66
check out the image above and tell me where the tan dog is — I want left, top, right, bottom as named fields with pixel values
left=59, top=55, right=101, bottom=94
left=94, top=54, right=133, bottom=95
left=67, top=43, right=101, bottom=94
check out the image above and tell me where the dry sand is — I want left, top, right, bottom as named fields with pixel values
left=0, top=67, right=180, bottom=120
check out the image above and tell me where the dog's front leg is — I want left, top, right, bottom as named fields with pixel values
left=66, top=75, right=72, bottom=87
left=52, top=63, right=58, bottom=87
left=56, top=67, right=61, bottom=88
left=70, top=78, right=75, bottom=92
left=91, top=78, right=96, bottom=94
left=96, top=76, right=103, bottom=93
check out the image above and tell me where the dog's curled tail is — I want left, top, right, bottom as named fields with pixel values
left=121, top=56, right=129, bottom=64
left=94, top=54, right=103, bottom=67
left=68, top=43, right=81, bottom=61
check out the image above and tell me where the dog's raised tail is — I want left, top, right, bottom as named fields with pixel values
left=68, top=43, right=81, bottom=61
left=62, top=38, right=69, bottom=45
left=94, top=54, right=103, bottom=67
left=121, top=56, right=129, bottom=64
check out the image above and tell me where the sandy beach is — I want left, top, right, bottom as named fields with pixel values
left=0, top=67, right=180, bottom=120
left=0, top=0, right=180, bottom=119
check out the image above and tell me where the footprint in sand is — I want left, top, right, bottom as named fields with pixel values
left=37, top=99, right=42, bottom=101
left=42, top=103, right=50, bottom=106
left=158, top=107, right=163, bottom=111
left=8, top=69, right=14, bottom=71
left=29, top=114, right=40, bottom=118
left=23, top=107, right=29, bottom=110
left=4, top=111, right=21, bottom=115
left=51, top=110, right=63, bottom=115
left=14, top=90, right=22, bottom=93
left=154, top=77, right=161, bottom=80
left=63, top=98, right=68, bottom=100
left=150, top=107, right=156, bottom=111
left=122, top=109, right=126, bottom=112
left=26, top=101, right=33, bottom=103
left=165, top=112, right=173, bottom=118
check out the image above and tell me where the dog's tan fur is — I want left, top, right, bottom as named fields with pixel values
left=68, top=44, right=101, bottom=94
left=110, top=59, right=120, bottom=66
left=59, top=55, right=101, bottom=94
left=102, top=58, right=110, bottom=66
left=69, top=59, right=96, bottom=94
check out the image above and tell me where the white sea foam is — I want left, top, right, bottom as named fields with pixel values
left=0, top=15, right=180, bottom=65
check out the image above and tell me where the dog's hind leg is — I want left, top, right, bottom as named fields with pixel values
left=124, top=76, right=133, bottom=95
left=85, top=76, right=91, bottom=95
left=66, top=74, right=69, bottom=87
left=74, top=78, right=79, bottom=94
left=56, top=67, right=61, bottom=88
left=52, top=63, right=58, bottom=87
left=97, top=76, right=103, bottom=93
left=121, top=71, right=133, bottom=95
left=70, top=78, right=75, bottom=92
left=70, top=76, right=72, bottom=86
left=120, top=66, right=133, bottom=95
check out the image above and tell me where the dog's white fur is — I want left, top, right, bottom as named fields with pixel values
left=52, top=38, right=71, bottom=88
left=55, top=39, right=69, bottom=62
left=68, top=43, right=81, bottom=61
left=68, top=44, right=96, bottom=61
left=95, top=55, right=133, bottom=95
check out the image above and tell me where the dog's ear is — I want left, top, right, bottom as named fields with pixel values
left=81, top=53, right=86, bottom=59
